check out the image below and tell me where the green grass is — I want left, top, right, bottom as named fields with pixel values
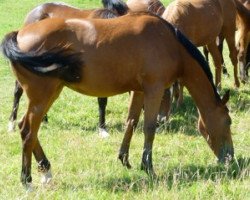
left=0, top=0, right=249, bottom=199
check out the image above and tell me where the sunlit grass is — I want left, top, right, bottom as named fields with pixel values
left=0, top=0, right=249, bottom=199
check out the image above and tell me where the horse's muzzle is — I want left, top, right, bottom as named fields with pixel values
left=218, top=143, right=234, bottom=164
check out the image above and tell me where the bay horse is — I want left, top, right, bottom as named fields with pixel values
left=1, top=12, right=234, bottom=189
left=8, top=0, right=128, bottom=137
left=162, top=0, right=240, bottom=89
left=234, top=0, right=250, bottom=81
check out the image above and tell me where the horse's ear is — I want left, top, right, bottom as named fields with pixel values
left=221, top=90, right=230, bottom=105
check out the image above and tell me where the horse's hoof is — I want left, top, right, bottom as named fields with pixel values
left=118, top=153, right=132, bottom=169
left=7, top=121, right=16, bottom=132
left=140, top=163, right=156, bottom=178
left=235, top=80, right=240, bottom=88
left=99, top=128, right=109, bottom=138
left=24, top=182, right=34, bottom=192
left=41, top=169, right=52, bottom=185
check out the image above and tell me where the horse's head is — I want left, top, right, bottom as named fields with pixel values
left=198, top=91, right=234, bottom=163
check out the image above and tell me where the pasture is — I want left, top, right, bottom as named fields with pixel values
left=0, top=0, right=249, bottom=199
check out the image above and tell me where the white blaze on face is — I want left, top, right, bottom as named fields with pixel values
left=66, top=19, right=97, bottom=44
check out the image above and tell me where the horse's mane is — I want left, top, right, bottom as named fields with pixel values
left=102, top=0, right=129, bottom=15
left=89, top=8, right=119, bottom=19
left=128, top=12, right=221, bottom=101
left=164, top=22, right=221, bottom=101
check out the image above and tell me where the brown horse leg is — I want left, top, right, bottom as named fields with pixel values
left=225, top=35, right=240, bottom=87
left=19, top=107, right=45, bottom=189
left=237, top=34, right=248, bottom=83
left=33, top=140, right=52, bottom=184
left=157, top=88, right=172, bottom=123
left=177, top=84, right=183, bottom=107
left=19, top=83, right=63, bottom=188
left=141, top=86, right=164, bottom=176
left=97, top=97, right=109, bottom=138
left=118, top=91, right=143, bottom=168
left=217, top=36, right=228, bottom=76
left=207, top=42, right=223, bottom=89
left=8, top=80, right=23, bottom=132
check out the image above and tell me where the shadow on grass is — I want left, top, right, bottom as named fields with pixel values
left=100, top=156, right=249, bottom=192
left=225, top=88, right=250, bottom=112
left=41, top=88, right=249, bottom=137
left=157, top=95, right=199, bottom=136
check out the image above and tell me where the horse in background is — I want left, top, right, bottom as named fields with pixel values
left=234, top=0, right=250, bottom=80
left=1, top=12, right=234, bottom=189
left=8, top=1, right=127, bottom=137
left=162, top=0, right=240, bottom=89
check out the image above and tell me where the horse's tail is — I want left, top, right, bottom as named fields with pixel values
left=1, top=31, right=83, bottom=82
left=159, top=18, right=220, bottom=101
left=102, top=0, right=129, bottom=16
left=234, top=0, right=250, bottom=26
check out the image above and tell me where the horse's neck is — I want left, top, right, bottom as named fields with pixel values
left=182, top=57, right=220, bottom=121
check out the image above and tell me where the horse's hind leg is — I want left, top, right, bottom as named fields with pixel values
left=19, top=115, right=51, bottom=185
left=217, top=36, right=228, bottom=76
left=119, top=91, right=143, bottom=168
left=19, top=82, right=63, bottom=189
left=97, top=97, right=109, bottom=138
left=8, top=80, right=23, bottom=132
left=207, top=42, right=223, bottom=89
left=225, top=34, right=240, bottom=87
left=141, top=86, right=164, bottom=176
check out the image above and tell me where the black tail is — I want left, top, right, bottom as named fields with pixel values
left=1, top=31, right=84, bottom=82
left=102, top=0, right=129, bottom=15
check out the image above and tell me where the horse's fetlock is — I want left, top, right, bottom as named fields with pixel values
left=38, top=159, right=51, bottom=173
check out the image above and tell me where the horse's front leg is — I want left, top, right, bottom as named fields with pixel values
left=141, top=86, right=164, bottom=176
left=118, top=91, right=143, bottom=168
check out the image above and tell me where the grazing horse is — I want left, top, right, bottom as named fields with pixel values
left=8, top=1, right=127, bottom=137
left=234, top=0, right=250, bottom=81
left=1, top=13, right=234, bottom=188
left=162, top=0, right=240, bottom=89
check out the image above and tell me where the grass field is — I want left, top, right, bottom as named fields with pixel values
left=0, top=0, right=249, bottom=199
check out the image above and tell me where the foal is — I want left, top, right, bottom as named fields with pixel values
left=1, top=13, right=234, bottom=189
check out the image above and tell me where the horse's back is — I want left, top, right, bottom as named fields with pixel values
left=18, top=18, right=68, bottom=52
left=24, top=2, right=93, bottom=25
left=163, top=0, right=223, bottom=46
